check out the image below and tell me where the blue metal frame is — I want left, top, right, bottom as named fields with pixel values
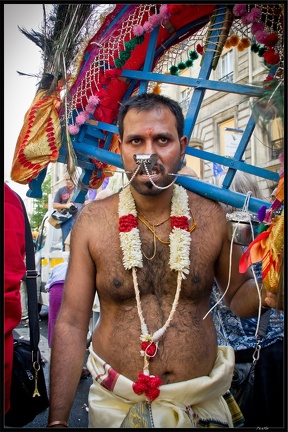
left=28, top=4, right=279, bottom=213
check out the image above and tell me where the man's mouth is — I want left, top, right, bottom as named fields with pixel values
left=133, top=154, right=158, bottom=175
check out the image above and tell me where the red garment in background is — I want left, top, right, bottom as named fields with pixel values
left=4, top=183, right=26, bottom=414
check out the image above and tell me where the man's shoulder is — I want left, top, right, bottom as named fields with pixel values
left=186, top=188, right=224, bottom=210
left=82, top=193, right=118, bottom=218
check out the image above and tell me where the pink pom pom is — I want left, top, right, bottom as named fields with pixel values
left=159, top=5, right=171, bottom=25
left=159, top=4, right=168, bottom=15
left=133, top=25, right=144, bottom=37
left=149, top=14, right=161, bottom=27
left=241, top=13, right=250, bottom=26
left=251, top=21, right=264, bottom=35
left=85, top=103, right=96, bottom=114
left=161, top=12, right=170, bottom=25
left=233, top=4, right=247, bottom=17
left=75, top=113, right=86, bottom=125
left=247, top=7, right=262, bottom=23
left=88, top=95, right=100, bottom=106
left=68, top=124, right=80, bottom=135
left=75, top=111, right=89, bottom=125
left=143, top=21, right=153, bottom=33
left=255, top=30, right=269, bottom=44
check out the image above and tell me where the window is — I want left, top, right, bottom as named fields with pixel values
left=219, top=50, right=233, bottom=83
left=270, top=117, right=283, bottom=160
left=218, top=119, right=243, bottom=159
left=179, top=87, right=191, bottom=112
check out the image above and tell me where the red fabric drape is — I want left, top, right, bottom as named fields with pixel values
left=4, top=183, right=26, bottom=413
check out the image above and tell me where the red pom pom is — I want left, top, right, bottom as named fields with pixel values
left=132, top=373, right=162, bottom=401
left=141, top=341, right=157, bottom=357
left=264, top=33, right=278, bottom=48
left=147, top=375, right=162, bottom=388
left=145, top=387, right=160, bottom=401
left=196, top=44, right=203, bottom=55
left=132, top=381, right=147, bottom=394
left=263, top=49, right=280, bottom=65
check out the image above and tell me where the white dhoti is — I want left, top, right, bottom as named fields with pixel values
left=86, top=345, right=241, bottom=428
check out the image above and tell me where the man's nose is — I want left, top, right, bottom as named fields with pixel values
left=141, top=137, right=156, bottom=154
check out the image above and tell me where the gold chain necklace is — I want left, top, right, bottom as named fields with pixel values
left=138, top=212, right=171, bottom=259
left=138, top=210, right=171, bottom=227
left=138, top=209, right=197, bottom=246
left=137, top=214, right=170, bottom=245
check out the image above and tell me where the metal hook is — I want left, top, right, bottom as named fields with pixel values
left=133, top=154, right=158, bottom=174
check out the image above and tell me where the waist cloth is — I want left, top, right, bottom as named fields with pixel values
left=86, top=344, right=244, bottom=428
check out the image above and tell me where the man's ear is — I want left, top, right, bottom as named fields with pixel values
left=178, top=136, right=188, bottom=169
left=180, top=135, right=188, bottom=156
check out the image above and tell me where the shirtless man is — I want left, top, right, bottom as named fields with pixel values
left=48, top=93, right=276, bottom=428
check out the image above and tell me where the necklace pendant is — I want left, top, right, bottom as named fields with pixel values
left=141, top=341, right=158, bottom=358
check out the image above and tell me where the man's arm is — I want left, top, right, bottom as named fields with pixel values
left=214, top=223, right=277, bottom=317
left=48, top=211, right=96, bottom=426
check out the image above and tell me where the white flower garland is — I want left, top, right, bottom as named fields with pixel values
left=169, top=184, right=191, bottom=276
left=118, top=184, right=193, bottom=397
left=119, top=184, right=191, bottom=273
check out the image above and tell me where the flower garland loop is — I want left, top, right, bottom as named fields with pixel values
left=118, top=184, right=192, bottom=401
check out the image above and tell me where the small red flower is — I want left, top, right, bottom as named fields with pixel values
left=196, top=44, right=203, bottom=55
left=119, top=214, right=138, bottom=232
left=171, top=216, right=189, bottom=231
left=263, top=49, right=280, bottom=65
left=141, top=341, right=157, bottom=357
left=264, top=33, right=278, bottom=48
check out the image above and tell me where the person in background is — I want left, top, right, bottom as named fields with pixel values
left=48, top=93, right=279, bottom=429
left=46, top=261, right=69, bottom=349
left=210, top=171, right=284, bottom=427
left=84, top=188, right=97, bottom=206
left=53, top=172, right=83, bottom=251
left=84, top=178, right=110, bottom=206
left=46, top=257, right=91, bottom=380
left=4, top=183, right=26, bottom=415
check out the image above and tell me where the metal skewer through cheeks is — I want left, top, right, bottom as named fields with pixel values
left=121, top=154, right=176, bottom=190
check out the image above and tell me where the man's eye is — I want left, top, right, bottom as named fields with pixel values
left=159, top=137, right=168, bottom=144
left=131, top=139, right=141, bottom=144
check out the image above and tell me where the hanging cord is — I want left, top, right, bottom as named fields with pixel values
left=203, top=191, right=262, bottom=325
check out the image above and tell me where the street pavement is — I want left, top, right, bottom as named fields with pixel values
left=13, top=306, right=92, bottom=428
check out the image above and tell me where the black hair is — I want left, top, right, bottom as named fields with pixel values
left=117, top=93, right=185, bottom=140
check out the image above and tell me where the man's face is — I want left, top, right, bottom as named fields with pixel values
left=119, top=106, right=187, bottom=195
left=64, top=176, right=74, bottom=189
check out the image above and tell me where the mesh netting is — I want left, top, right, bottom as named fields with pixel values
left=61, top=3, right=284, bottom=130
